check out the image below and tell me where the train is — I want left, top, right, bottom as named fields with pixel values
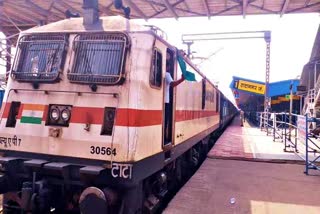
left=0, top=16, right=237, bottom=213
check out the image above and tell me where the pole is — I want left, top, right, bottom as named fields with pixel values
left=299, top=95, right=302, bottom=115
left=264, top=31, right=271, bottom=119
left=289, top=82, right=293, bottom=140
left=305, top=114, right=309, bottom=175
left=262, top=31, right=271, bottom=131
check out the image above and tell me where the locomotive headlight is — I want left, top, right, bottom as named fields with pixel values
left=61, top=109, right=71, bottom=121
left=50, top=108, right=60, bottom=121
left=46, top=104, right=72, bottom=127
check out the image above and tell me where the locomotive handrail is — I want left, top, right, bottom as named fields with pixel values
left=9, top=88, right=120, bottom=96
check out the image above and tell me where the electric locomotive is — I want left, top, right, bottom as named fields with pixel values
left=0, top=16, right=236, bottom=213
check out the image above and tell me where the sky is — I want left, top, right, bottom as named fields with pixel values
left=136, top=13, right=320, bottom=101
left=0, top=13, right=319, bottom=101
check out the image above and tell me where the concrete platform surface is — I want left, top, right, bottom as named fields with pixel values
left=208, top=117, right=313, bottom=163
left=164, top=159, right=320, bottom=214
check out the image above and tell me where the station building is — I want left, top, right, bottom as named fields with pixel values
left=297, top=25, right=320, bottom=119
left=230, top=76, right=301, bottom=122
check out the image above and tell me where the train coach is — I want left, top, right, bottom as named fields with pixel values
left=0, top=16, right=236, bottom=213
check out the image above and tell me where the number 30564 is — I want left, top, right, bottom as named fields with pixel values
left=90, top=146, right=117, bottom=156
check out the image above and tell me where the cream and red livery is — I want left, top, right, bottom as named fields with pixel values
left=0, top=16, right=236, bottom=213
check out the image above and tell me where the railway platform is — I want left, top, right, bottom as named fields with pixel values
left=208, top=117, right=310, bottom=163
left=164, top=116, right=320, bottom=214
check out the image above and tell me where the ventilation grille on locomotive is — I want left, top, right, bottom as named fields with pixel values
left=68, top=33, right=128, bottom=85
left=11, top=34, right=67, bottom=82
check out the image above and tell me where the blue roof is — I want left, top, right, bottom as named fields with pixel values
left=269, top=79, right=300, bottom=97
left=230, top=76, right=300, bottom=97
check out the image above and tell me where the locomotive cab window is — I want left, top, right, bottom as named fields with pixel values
left=150, top=49, right=162, bottom=88
left=11, top=34, right=67, bottom=82
left=68, top=33, right=129, bottom=85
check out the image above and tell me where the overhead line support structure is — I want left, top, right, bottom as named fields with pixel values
left=264, top=31, right=271, bottom=123
left=182, top=31, right=272, bottom=124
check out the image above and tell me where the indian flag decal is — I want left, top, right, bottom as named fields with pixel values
left=20, top=104, right=45, bottom=125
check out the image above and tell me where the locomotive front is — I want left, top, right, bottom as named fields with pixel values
left=0, top=17, right=153, bottom=213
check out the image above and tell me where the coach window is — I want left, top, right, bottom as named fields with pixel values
left=150, top=49, right=162, bottom=88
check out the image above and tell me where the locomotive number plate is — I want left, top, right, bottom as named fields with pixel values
left=90, top=146, right=117, bottom=156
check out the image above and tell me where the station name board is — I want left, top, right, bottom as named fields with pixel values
left=236, top=80, right=265, bottom=95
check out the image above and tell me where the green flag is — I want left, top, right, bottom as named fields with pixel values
left=177, top=55, right=196, bottom=81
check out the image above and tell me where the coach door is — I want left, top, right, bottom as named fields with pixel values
left=163, top=48, right=176, bottom=150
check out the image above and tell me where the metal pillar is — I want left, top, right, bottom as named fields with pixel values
left=260, top=31, right=271, bottom=131
left=264, top=31, right=271, bottom=112
left=299, top=95, right=303, bottom=115
left=289, top=82, right=293, bottom=140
